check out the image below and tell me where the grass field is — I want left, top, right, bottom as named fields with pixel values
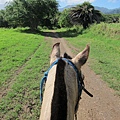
left=57, top=23, right=120, bottom=95
left=0, top=28, right=51, bottom=119
left=0, top=23, right=120, bottom=119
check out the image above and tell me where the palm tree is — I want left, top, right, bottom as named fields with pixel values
left=70, top=2, right=102, bottom=29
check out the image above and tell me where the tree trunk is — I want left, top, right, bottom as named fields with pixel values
left=83, top=22, right=88, bottom=29
left=30, top=18, right=38, bottom=31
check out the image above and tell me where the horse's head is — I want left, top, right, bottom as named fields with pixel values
left=50, top=42, right=90, bottom=69
left=40, top=43, right=90, bottom=120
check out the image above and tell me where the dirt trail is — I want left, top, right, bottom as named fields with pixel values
left=45, top=31, right=120, bottom=120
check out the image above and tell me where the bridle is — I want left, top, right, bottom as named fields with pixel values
left=40, top=58, right=93, bottom=119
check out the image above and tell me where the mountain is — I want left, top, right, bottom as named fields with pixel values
left=94, top=6, right=112, bottom=14
left=95, top=6, right=120, bottom=14
left=59, top=5, right=74, bottom=12
left=108, top=8, right=120, bottom=14
left=59, top=5, right=120, bottom=14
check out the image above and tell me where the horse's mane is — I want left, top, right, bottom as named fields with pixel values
left=63, top=53, right=72, bottom=59
left=51, top=58, right=67, bottom=120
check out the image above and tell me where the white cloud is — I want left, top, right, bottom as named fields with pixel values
left=59, top=0, right=95, bottom=5
left=1, top=0, right=96, bottom=5
left=0, top=0, right=12, bottom=4
left=108, top=0, right=119, bottom=2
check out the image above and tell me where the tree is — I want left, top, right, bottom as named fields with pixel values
left=40, top=0, right=59, bottom=28
left=70, top=2, right=102, bottom=29
left=5, top=0, right=58, bottom=30
left=0, top=10, right=9, bottom=27
left=58, top=9, right=72, bottom=28
left=102, top=14, right=120, bottom=23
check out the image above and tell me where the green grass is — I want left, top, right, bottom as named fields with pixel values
left=57, top=23, right=120, bottom=94
left=0, top=28, right=51, bottom=119
left=0, top=23, right=120, bottom=119
left=0, top=28, right=45, bottom=85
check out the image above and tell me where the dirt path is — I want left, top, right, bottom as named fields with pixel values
left=45, top=31, right=120, bottom=120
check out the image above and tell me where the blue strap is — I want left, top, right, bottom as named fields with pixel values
left=40, top=58, right=82, bottom=103
left=40, top=71, right=47, bottom=102
left=40, top=59, right=60, bottom=103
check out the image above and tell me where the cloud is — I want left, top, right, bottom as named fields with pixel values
left=59, top=0, right=95, bottom=5
left=0, top=0, right=12, bottom=4
left=108, top=0, right=119, bottom=2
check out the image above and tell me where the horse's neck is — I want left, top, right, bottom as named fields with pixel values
left=40, top=62, right=78, bottom=120
left=64, top=64, right=78, bottom=120
left=40, top=66, right=57, bottom=120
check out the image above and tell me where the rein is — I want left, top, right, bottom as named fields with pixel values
left=40, top=58, right=93, bottom=117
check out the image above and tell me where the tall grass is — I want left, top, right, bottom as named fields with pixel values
left=0, top=23, right=120, bottom=119
left=57, top=23, right=120, bottom=94
left=0, top=28, right=51, bottom=119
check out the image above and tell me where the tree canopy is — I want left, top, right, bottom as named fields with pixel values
left=70, top=2, right=102, bottom=29
left=58, top=9, right=72, bottom=28
left=1, top=0, right=58, bottom=30
left=0, top=1, right=119, bottom=30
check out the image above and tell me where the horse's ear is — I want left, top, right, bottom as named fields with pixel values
left=50, top=43, right=60, bottom=65
left=72, top=45, right=90, bottom=69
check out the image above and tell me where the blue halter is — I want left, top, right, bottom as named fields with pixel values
left=40, top=58, right=83, bottom=103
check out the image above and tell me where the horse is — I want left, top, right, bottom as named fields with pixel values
left=39, top=42, right=90, bottom=120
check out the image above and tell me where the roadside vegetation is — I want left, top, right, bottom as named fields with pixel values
left=57, top=23, right=120, bottom=95
left=0, top=0, right=120, bottom=119
left=0, top=23, right=119, bottom=119
left=0, top=1, right=119, bottom=30
left=0, top=28, right=51, bottom=119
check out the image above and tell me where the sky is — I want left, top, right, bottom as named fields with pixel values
left=0, top=0, right=120, bottom=9
left=58, top=0, right=120, bottom=9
